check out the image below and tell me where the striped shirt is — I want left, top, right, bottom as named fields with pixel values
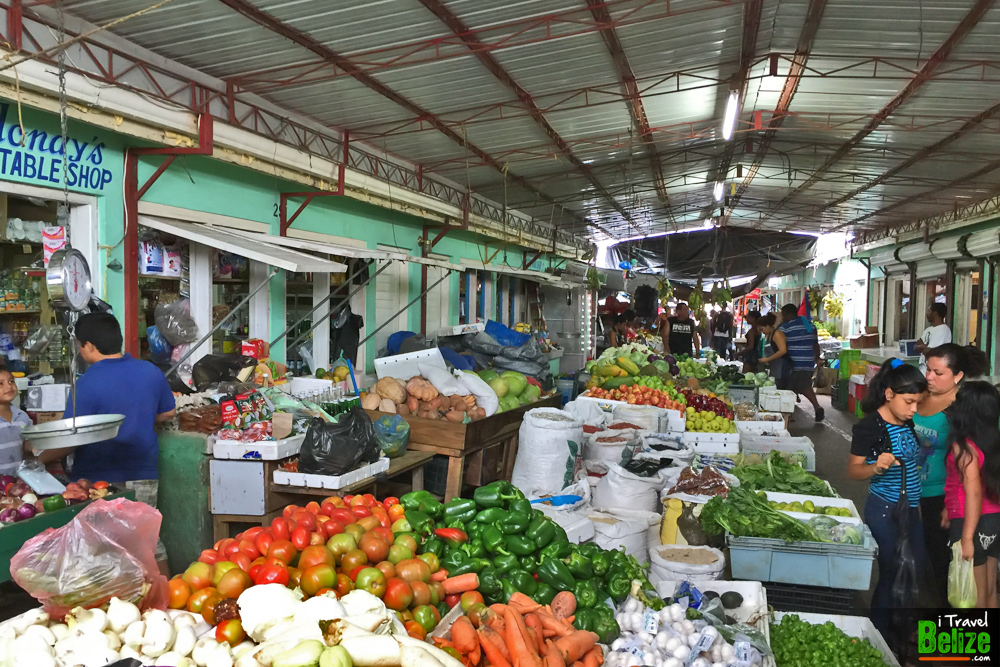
left=779, top=317, right=818, bottom=370
left=0, top=405, right=31, bottom=477
left=868, top=423, right=922, bottom=507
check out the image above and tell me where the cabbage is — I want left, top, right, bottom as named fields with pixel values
left=755, top=372, right=769, bottom=382
left=744, top=372, right=756, bottom=382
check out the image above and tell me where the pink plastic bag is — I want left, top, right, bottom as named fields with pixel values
left=10, top=498, right=169, bottom=616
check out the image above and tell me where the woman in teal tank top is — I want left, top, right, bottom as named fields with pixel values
left=917, top=344, right=987, bottom=594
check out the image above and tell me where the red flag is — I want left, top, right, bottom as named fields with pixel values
left=798, top=289, right=810, bottom=319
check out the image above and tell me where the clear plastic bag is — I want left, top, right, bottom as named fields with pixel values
left=948, top=541, right=978, bottom=608
left=373, top=414, right=410, bottom=459
left=154, top=298, right=199, bottom=345
left=10, top=498, right=169, bottom=615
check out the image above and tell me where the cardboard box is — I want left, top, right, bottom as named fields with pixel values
left=241, top=339, right=270, bottom=359
left=849, top=334, right=878, bottom=349
left=31, top=411, right=64, bottom=424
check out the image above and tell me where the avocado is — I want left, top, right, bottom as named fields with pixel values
left=702, top=590, right=720, bottom=601
left=720, top=591, right=744, bottom=609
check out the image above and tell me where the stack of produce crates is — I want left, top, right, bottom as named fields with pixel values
left=832, top=381, right=849, bottom=411
left=838, top=349, right=862, bottom=381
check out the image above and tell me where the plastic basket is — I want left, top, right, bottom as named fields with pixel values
left=833, top=382, right=849, bottom=411
left=740, top=436, right=816, bottom=471
left=765, top=583, right=858, bottom=614
left=838, top=349, right=862, bottom=378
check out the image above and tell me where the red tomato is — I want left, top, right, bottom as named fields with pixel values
left=168, top=579, right=191, bottom=609
left=291, top=526, right=310, bottom=550
left=348, top=565, right=366, bottom=582
left=383, top=578, right=414, bottom=611
left=225, top=542, right=242, bottom=558
left=271, top=517, right=291, bottom=541
left=298, top=545, right=334, bottom=571
left=309, top=531, right=325, bottom=546
left=445, top=594, right=460, bottom=608
left=242, top=527, right=264, bottom=542
left=330, top=508, right=357, bottom=525
left=320, top=501, right=336, bottom=517
left=335, top=573, right=354, bottom=597
left=237, top=540, right=261, bottom=561
left=254, top=564, right=290, bottom=586
left=352, top=505, right=372, bottom=519
left=282, top=504, right=299, bottom=519
left=370, top=526, right=394, bottom=545
left=216, top=619, right=245, bottom=647
left=214, top=538, right=235, bottom=554
left=387, top=504, right=406, bottom=523
left=362, top=494, right=377, bottom=507
left=305, top=501, right=321, bottom=515
left=370, top=507, right=392, bottom=529
left=360, top=532, right=390, bottom=563
left=301, top=564, right=337, bottom=597
left=254, top=532, right=274, bottom=558
left=267, top=539, right=297, bottom=564
left=231, top=552, right=252, bottom=573
left=292, top=511, right=317, bottom=532
left=383, top=496, right=400, bottom=507
left=197, top=549, right=220, bottom=565
left=249, top=564, right=263, bottom=582
left=322, top=520, right=346, bottom=539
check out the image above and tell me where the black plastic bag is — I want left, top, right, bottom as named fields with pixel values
left=191, top=354, right=257, bottom=392
left=299, top=407, right=382, bottom=476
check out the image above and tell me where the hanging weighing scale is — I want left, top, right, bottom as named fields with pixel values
left=21, top=249, right=125, bottom=450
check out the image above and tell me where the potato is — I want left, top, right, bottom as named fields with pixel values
left=407, top=396, right=419, bottom=413
left=444, top=410, right=465, bottom=422
left=397, top=404, right=411, bottom=416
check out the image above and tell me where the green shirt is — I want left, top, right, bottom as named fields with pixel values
left=913, top=410, right=950, bottom=497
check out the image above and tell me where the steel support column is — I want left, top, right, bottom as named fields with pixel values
left=6, top=0, right=20, bottom=51
left=279, top=133, right=348, bottom=235
left=123, top=114, right=214, bottom=357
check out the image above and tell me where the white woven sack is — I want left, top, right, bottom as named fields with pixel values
left=592, top=463, right=668, bottom=513
left=584, top=430, right=640, bottom=465
left=648, top=544, right=726, bottom=584
left=511, top=408, right=583, bottom=498
left=564, top=399, right=610, bottom=427
left=587, top=509, right=661, bottom=564
left=612, top=405, right=661, bottom=431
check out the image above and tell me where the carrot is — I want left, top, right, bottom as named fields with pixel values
left=479, top=624, right=511, bottom=662
left=431, top=569, right=449, bottom=582
left=452, top=616, right=479, bottom=654
left=543, top=647, right=565, bottom=667
left=550, top=592, right=576, bottom=620
left=503, top=607, right=542, bottom=667
left=508, top=592, right=542, bottom=614
left=443, top=573, right=480, bottom=594
left=535, top=612, right=575, bottom=638
left=479, top=628, right=513, bottom=667
left=571, top=661, right=584, bottom=667
left=523, top=614, right=545, bottom=655
left=553, top=631, right=599, bottom=664
left=582, top=647, right=603, bottom=667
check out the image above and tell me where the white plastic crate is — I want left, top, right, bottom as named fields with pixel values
left=213, top=434, right=305, bottom=460
left=272, top=457, right=390, bottom=489
left=656, top=580, right=771, bottom=643
left=762, top=491, right=861, bottom=524
left=759, top=390, right=795, bottom=412
left=772, top=612, right=899, bottom=666
left=682, top=431, right=740, bottom=454
left=740, top=435, right=816, bottom=471
left=736, top=422, right=791, bottom=437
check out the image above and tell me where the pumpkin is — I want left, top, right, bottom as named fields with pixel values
left=361, top=394, right=381, bottom=411
left=406, top=377, right=439, bottom=403
left=378, top=398, right=397, bottom=414
left=376, top=377, right=407, bottom=405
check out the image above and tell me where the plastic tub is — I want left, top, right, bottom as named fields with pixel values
left=771, top=612, right=899, bottom=666
left=740, top=435, right=816, bottom=471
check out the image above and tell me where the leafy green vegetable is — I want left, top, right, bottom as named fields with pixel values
left=730, top=451, right=835, bottom=496
left=701, top=487, right=823, bottom=542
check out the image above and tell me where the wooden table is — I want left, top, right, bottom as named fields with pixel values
left=212, top=450, right=433, bottom=541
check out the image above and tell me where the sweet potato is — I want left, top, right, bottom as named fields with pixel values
left=397, top=404, right=411, bottom=416
left=445, top=410, right=465, bottom=422
left=407, top=396, right=419, bottom=413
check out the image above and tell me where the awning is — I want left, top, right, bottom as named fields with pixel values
left=139, top=216, right=348, bottom=273
left=242, top=232, right=408, bottom=262
left=458, top=259, right=555, bottom=284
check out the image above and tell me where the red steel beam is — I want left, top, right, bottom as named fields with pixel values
left=416, top=0, right=643, bottom=234
left=586, top=0, right=673, bottom=221
left=6, top=0, right=20, bottom=50
left=726, top=0, right=827, bottom=228
left=763, top=0, right=997, bottom=224
left=215, top=0, right=611, bottom=238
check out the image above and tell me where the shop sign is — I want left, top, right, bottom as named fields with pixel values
left=0, top=103, right=114, bottom=192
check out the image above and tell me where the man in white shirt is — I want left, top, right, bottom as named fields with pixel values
left=914, top=302, right=952, bottom=373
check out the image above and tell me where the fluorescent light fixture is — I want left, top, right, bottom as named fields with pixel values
left=722, top=90, right=739, bottom=140
left=714, top=181, right=724, bottom=201
left=703, top=219, right=713, bottom=229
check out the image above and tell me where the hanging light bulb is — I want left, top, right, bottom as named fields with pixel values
left=722, top=90, right=739, bottom=140
left=714, top=181, right=725, bottom=202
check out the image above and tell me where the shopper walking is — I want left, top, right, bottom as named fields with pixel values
left=914, top=344, right=988, bottom=596
left=848, top=359, right=930, bottom=636
left=914, top=303, right=952, bottom=374
left=712, top=305, right=734, bottom=360
left=758, top=313, right=792, bottom=389
left=941, top=380, right=1000, bottom=608
left=777, top=303, right=824, bottom=421
left=662, top=302, right=700, bottom=358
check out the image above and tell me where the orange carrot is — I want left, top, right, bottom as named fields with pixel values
left=550, top=592, right=576, bottom=620
left=535, top=612, right=575, bottom=638
left=553, top=631, right=599, bottom=665
left=431, top=569, right=449, bottom=582
left=523, top=614, right=545, bottom=655
left=479, top=628, right=513, bottom=667
left=503, top=607, right=542, bottom=667
left=543, top=647, right=565, bottom=667
left=571, top=661, right=584, bottom=667
left=452, top=616, right=480, bottom=654
left=491, top=604, right=510, bottom=616
left=582, top=647, right=603, bottom=667
left=443, top=573, right=480, bottom=594
left=480, top=624, right=511, bottom=662
left=509, top=592, right=542, bottom=614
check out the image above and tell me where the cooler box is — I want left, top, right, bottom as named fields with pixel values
left=899, top=339, right=919, bottom=357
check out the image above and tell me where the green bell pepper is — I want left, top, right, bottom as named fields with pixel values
left=466, top=522, right=483, bottom=540
left=520, top=555, right=537, bottom=572
left=564, top=553, right=594, bottom=579
left=401, top=491, right=443, bottom=518
left=572, top=609, right=598, bottom=633
left=474, top=481, right=523, bottom=508
left=526, top=517, right=556, bottom=549
left=475, top=507, right=509, bottom=524
left=531, top=508, right=545, bottom=521
left=537, top=557, right=575, bottom=592
left=478, top=567, right=502, bottom=597
left=443, top=498, right=478, bottom=523
left=607, top=573, right=631, bottom=602
left=533, top=583, right=557, bottom=605
left=593, top=616, right=620, bottom=644
left=507, top=569, right=538, bottom=596
left=482, top=526, right=508, bottom=554
left=508, top=498, right=533, bottom=517
left=493, top=553, right=519, bottom=574
left=499, top=511, right=530, bottom=535
left=541, top=539, right=572, bottom=561
left=442, top=549, right=468, bottom=571
left=591, top=551, right=611, bottom=578
left=576, top=543, right=602, bottom=559
left=573, top=579, right=598, bottom=608
left=421, top=536, right=446, bottom=557
left=462, top=537, right=486, bottom=559
left=501, top=578, right=518, bottom=603
left=505, top=535, right=536, bottom=556
left=594, top=587, right=611, bottom=607
left=553, top=523, right=568, bottom=544
left=405, top=510, right=436, bottom=536
left=449, top=558, right=489, bottom=577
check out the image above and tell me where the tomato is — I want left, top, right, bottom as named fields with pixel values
left=323, top=520, right=346, bottom=539
left=344, top=523, right=366, bottom=545
left=444, top=594, right=460, bottom=609
left=283, top=504, right=299, bottom=519
left=341, top=549, right=368, bottom=574
left=370, top=507, right=391, bottom=529
left=383, top=577, right=414, bottom=611
left=296, top=545, right=332, bottom=571
left=291, top=526, right=311, bottom=550
left=357, top=516, right=381, bottom=533
left=320, top=501, right=337, bottom=517
left=198, top=549, right=220, bottom=565
left=348, top=565, right=366, bottom=582
left=387, top=504, right=406, bottom=523
left=416, top=552, right=439, bottom=573
left=383, top=496, right=400, bottom=508
left=224, top=542, right=242, bottom=558
left=352, top=505, right=372, bottom=519
left=305, top=501, right=321, bottom=515
left=212, top=562, right=238, bottom=586
left=309, top=532, right=326, bottom=546
left=186, top=586, right=218, bottom=613
left=429, top=581, right=445, bottom=605
left=412, top=605, right=441, bottom=633
left=249, top=563, right=263, bottom=582
left=243, top=527, right=264, bottom=542
left=217, top=567, right=253, bottom=599
left=215, top=538, right=234, bottom=553
left=460, top=591, right=484, bottom=612
left=330, top=508, right=356, bottom=525
left=315, top=588, right=336, bottom=597
left=394, top=534, right=418, bottom=553
left=301, top=564, right=337, bottom=597
left=267, top=539, right=297, bottom=564
left=375, top=560, right=396, bottom=581
left=409, top=581, right=431, bottom=607
left=355, top=567, right=387, bottom=597
left=360, top=532, right=390, bottom=562
left=292, top=511, right=317, bottom=532
left=216, top=619, right=245, bottom=647
left=232, top=552, right=252, bottom=573
left=237, top=540, right=261, bottom=561
left=168, top=578, right=191, bottom=609
left=466, top=603, right=489, bottom=628
left=254, top=564, right=290, bottom=586
left=328, top=496, right=347, bottom=508
left=387, top=544, right=413, bottom=565
left=327, top=533, right=358, bottom=561
left=254, top=532, right=274, bottom=558
left=395, top=559, right=431, bottom=584
left=404, top=620, right=426, bottom=640
left=182, top=562, right=213, bottom=591
left=271, top=517, right=291, bottom=541
left=334, top=573, right=354, bottom=598
left=370, top=526, right=394, bottom=545
left=287, top=566, right=302, bottom=590
left=202, top=594, right=228, bottom=625
left=362, top=494, right=377, bottom=507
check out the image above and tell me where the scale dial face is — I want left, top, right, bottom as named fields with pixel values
left=47, top=249, right=93, bottom=312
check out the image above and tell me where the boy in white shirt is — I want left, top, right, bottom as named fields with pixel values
left=915, top=303, right=952, bottom=373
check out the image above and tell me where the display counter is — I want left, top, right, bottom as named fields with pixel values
left=860, top=346, right=920, bottom=366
